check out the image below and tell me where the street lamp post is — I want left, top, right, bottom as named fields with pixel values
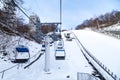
left=60, top=0, right=62, bottom=39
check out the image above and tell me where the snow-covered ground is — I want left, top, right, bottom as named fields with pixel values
left=73, top=30, right=120, bottom=79
left=1, top=29, right=120, bottom=80
left=0, top=32, right=95, bottom=80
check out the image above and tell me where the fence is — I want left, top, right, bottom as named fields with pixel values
left=77, top=73, right=98, bottom=80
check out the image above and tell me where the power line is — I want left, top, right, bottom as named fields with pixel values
left=12, top=0, right=36, bottom=25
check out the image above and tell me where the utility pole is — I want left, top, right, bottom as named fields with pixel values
left=44, top=36, right=50, bottom=72
left=59, top=0, right=62, bottom=38
left=60, top=0, right=62, bottom=25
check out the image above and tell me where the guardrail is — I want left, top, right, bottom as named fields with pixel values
left=0, top=64, right=18, bottom=79
left=72, top=31, right=120, bottom=80
left=77, top=72, right=98, bottom=80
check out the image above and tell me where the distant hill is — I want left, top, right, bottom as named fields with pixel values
left=76, top=10, right=120, bottom=30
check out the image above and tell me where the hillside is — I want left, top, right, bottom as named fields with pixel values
left=76, top=10, right=120, bottom=30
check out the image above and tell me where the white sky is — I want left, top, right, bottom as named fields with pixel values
left=21, top=0, right=120, bottom=29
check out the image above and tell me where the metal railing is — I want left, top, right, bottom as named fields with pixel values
left=77, top=72, right=98, bottom=80
left=0, top=64, right=18, bottom=79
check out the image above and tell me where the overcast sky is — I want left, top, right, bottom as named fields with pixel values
left=22, top=0, right=120, bottom=29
